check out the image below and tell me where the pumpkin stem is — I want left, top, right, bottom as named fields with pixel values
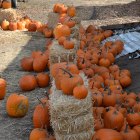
left=37, top=97, right=45, bottom=108
left=124, top=123, right=129, bottom=133
left=60, top=68, right=73, bottom=78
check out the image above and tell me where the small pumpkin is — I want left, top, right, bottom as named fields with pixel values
left=63, top=39, right=74, bottom=49
left=53, top=24, right=71, bottom=39
left=2, top=0, right=11, bottom=9
left=58, top=36, right=67, bottom=45
left=0, top=78, right=7, bottom=99
left=21, top=57, right=33, bottom=71
left=99, top=58, right=111, bottom=67
left=28, top=22, right=37, bottom=32
left=60, top=69, right=83, bottom=95
left=29, top=128, right=48, bottom=140
left=44, top=28, right=53, bottom=38
left=33, top=101, right=50, bottom=128
left=92, top=129, right=123, bottom=140
left=104, top=109, right=124, bottom=131
left=19, top=75, right=37, bottom=91
left=33, top=56, right=47, bottom=72
left=73, top=85, right=88, bottom=99
left=31, top=51, right=43, bottom=59
left=1, top=19, right=9, bottom=30
left=67, top=6, right=76, bottom=17
left=120, top=124, right=139, bottom=140
left=17, top=21, right=26, bottom=30
left=9, top=22, right=17, bottom=31
left=36, top=73, right=50, bottom=88
left=6, top=93, right=29, bottom=117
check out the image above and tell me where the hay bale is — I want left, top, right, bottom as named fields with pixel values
left=47, top=12, right=59, bottom=29
left=49, top=73, right=94, bottom=140
left=0, top=8, right=21, bottom=23
left=49, top=39, right=79, bottom=65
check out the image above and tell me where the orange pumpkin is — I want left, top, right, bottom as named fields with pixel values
left=33, top=56, right=48, bottom=72
left=58, top=36, right=67, bottom=45
left=29, top=128, right=48, bottom=140
left=2, top=0, right=11, bottom=9
left=17, top=21, right=26, bottom=30
left=53, top=24, right=71, bottom=39
left=63, top=39, right=74, bottom=49
left=1, top=19, right=9, bottom=30
left=6, top=93, right=29, bottom=117
left=73, top=85, right=88, bottom=99
left=33, top=103, right=50, bottom=128
left=19, top=75, right=37, bottom=91
left=67, top=6, right=76, bottom=17
left=36, top=73, right=50, bottom=88
left=44, top=28, right=53, bottom=38
left=28, top=22, right=37, bottom=32
left=31, top=51, right=43, bottom=59
left=21, top=57, right=33, bottom=71
left=9, top=22, right=17, bottom=31
left=0, top=78, right=7, bottom=99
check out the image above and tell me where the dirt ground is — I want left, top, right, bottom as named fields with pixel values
left=0, top=0, right=140, bottom=140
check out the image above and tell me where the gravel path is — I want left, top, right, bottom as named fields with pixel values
left=0, top=0, right=139, bottom=140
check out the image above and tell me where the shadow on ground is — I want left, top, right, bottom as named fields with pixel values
left=0, top=31, right=49, bottom=140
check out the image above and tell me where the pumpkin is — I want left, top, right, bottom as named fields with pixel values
left=44, top=28, right=53, bottom=38
left=119, top=75, right=132, bottom=87
left=29, top=128, right=48, bottom=140
left=64, top=20, right=76, bottom=28
left=66, top=64, right=79, bottom=74
left=103, top=30, right=113, bottom=38
left=124, top=98, right=136, bottom=108
left=9, top=22, right=17, bottom=31
left=63, top=39, right=74, bottom=49
left=2, top=0, right=11, bottom=9
left=59, top=4, right=67, bottom=14
left=120, top=124, right=139, bottom=140
left=127, top=92, right=137, bottom=100
left=28, top=22, right=37, bottom=32
left=58, top=36, right=67, bottom=45
left=99, top=58, right=111, bottom=67
left=134, top=100, right=140, bottom=113
left=17, top=21, right=26, bottom=30
left=60, top=69, right=83, bottom=95
left=19, top=75, right=37, bottom=91
left=50, top=62, right=67, bottom=78
left=0, top=78, right=7, bottom=99
left=126, top=111, right=140, bottom=126
left=31, top=51, right=43, bottom=59
left=67, top=6, right=76, bottom=17
left=36, top=73, right=50, bottom=88
left=92, top=129, right=123, bottom=140
left=1, top=19, right=9, bottom=30
left=53, top=24, right=71, bottom=39
left=73, top=85, right=88, bottom=99
left=6, top=93, right=29, bottom=117
left=86, top=25, right=95, bottom=33
left=133, top=125, right=140, bottom=138
left=103, top=89, right=116, bottom=107
left=21, top=57, right=33, bottom=71
left=53, top=3, right=63, bottom=13
left=33, top=56, right=47, bottom=72
left=33, top=102, right=50, bottom=128
left=104, top=109, right=124, bottom=131
left=92, top=92, right=103, bottom=107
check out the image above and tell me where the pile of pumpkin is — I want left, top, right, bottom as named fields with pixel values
left=0, top=0, right=11, bottom=9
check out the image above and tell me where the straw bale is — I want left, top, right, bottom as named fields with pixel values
left=49, top=73, right=94, bottom=140
left=55, top=128, right=94, bottom=140
left=49, top=39, right=78, bottom=65
left=0, top=8, right=21, bottom=23
left=51, top=112, right=94, bottom=134
left=47, top=12, right=59, bottom=29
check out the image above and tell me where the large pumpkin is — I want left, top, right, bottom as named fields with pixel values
left=6, top=93, right=29, bottom=117
left=19, top=75, right=37, bottom=91
left=53, top=24, right=71, bottom=39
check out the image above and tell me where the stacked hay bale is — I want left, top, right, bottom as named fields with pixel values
left=49, top=73, right=94, bottom=140
left=49, top=39, right=78, bottom=65
left=0, top=8, right=21, bottom=23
